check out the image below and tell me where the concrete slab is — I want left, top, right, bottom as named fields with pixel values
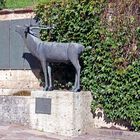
left=0, top=123, right=140, bottom=140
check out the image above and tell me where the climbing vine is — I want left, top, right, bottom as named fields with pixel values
left=0, top=0, right=5, bottom=9
left=35, top=0, right=140, bottom=131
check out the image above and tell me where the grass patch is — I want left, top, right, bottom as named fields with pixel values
left=6, top=0, right=48, bottom=9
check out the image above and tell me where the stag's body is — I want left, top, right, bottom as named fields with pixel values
left=15, top=26, right=84, bottom=92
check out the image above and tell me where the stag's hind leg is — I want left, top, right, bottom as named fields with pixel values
left=70, top=58, right=81, bottom=92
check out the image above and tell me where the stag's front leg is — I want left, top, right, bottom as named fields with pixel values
left=41, top=61, right=48, bottom=91
left=47, top=63, right=53, bottom=91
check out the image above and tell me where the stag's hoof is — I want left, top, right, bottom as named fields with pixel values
left=74, top=88, right=81, bottom=92
left=48, top=87, right=53, bottom=91
left=71, top=87, right=75, bottom=92
left=71, top=87, right=81, bottom=92
left=43, top=86, right=49, bottom=91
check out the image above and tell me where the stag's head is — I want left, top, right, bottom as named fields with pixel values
left=15, top=25, right=30, bottom=38
left=15, top=18, right=55, bottom=39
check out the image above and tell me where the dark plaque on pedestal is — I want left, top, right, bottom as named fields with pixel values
left=35, top=98, right=51, bottom=114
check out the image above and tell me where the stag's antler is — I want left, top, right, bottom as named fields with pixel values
left=25, top=16, right=55, bottom=30
left=24, top=24, right=55, bottom=30
left=30, top=25, right=55, bottom=30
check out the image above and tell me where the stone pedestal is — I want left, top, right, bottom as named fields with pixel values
left=0, top=90, right=128, bottom=136
left=30, top=91, right=94, bottom=136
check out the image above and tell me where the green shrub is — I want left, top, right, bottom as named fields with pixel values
left=0, top=0, right=5, bottom=9
left=35, top=0, right=140, bottom=131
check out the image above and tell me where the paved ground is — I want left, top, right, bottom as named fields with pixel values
left=0, top=123, right=140, bottom=140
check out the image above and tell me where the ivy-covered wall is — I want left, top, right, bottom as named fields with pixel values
left=35, top=0, right=140, bottom=131
left=0, top=0, right=5, bottom=9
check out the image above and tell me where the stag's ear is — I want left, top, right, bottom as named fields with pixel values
left=24, top=27, right=30, bottom=38
left=33, top=15, right=40, bottom=23
left=25, top=27, right=30, bottom=33
left=27, top=27, right=30, bottom=32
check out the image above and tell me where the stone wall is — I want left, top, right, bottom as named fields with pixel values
left=0, top=8, right=34, bottom=21
left=0, top=96, right=30, bottom=125
left=0, top=70, right=42, bottom=95
left=0, top=9, right=42, bottom=93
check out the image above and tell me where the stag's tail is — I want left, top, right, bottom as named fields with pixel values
left=78, top=45, right=84, bottom=55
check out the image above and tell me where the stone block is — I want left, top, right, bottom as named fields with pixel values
left=30, top=91, right=94, bottom=136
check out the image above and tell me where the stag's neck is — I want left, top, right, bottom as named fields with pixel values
left=23, top=34, right=41, bottom=57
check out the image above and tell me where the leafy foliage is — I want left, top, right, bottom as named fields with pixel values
left=0, top=0, right=5, bottom=9
left=35, top=0, right=140, bottom=131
